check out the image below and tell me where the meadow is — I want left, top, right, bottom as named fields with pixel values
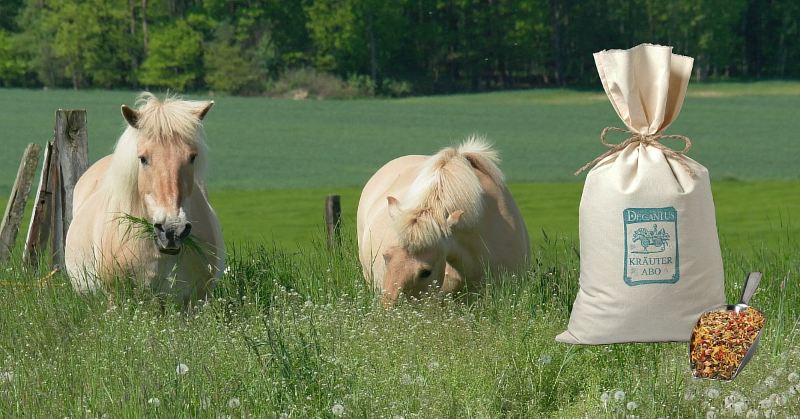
left=0, top=84, right=799, bottom=417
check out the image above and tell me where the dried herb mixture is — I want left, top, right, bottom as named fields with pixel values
left=690, top=307, right=765, bottom=380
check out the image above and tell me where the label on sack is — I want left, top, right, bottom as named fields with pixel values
left=623, top=207, right=679, bottom=285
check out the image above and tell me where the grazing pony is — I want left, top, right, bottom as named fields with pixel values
left=65, top=93, right=225, bottom=304
left=357, top=137, right=530, bottom=304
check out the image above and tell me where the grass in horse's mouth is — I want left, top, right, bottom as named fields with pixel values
left=116, top=213, right=204, bottom=256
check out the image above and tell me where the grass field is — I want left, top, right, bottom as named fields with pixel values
left=0, top=84, right=799, bottom=417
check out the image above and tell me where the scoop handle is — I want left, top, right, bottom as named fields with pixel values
left=740, top=272, right=762, bottom=305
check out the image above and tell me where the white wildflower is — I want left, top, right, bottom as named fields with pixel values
left=732, top=401, right=747, bottom=416
left=764, top=376, right=777, bottom=388
left=147, top=397, right=161, bottom=407
left=775, top=393, right=788, bottom=406
left=331, top=403, right=345, bottom=417
left=400, top=374, right=413, bottom=385
left=626, top=401, right=638, bottom=411
left=538, top=354, right=553, bottom=365
left=789, top=372, right=800, bottom=383
left=227, top=398, right=240, bottom=409
left=706, top=388, right=720, bottom=399
left=745, top=410, right=759, bottom=419
left=600, top=391, right=611, bottom=404
left=706, top=409, right=717, bottom=419
left=176, top=363, right=189, bottom=375
left=614, top=390, right=626, bottom=401
left=759, top=397, right=773, bottom=409
left=0, top=371, right=14, bottom=384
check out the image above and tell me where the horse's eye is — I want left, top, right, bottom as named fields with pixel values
left=139, top=156, right=148, bottom=166
left=419, top=269, right=432, bottom=279
left=189, top=154, right=197, bottom=164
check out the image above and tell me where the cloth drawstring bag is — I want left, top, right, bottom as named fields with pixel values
left=557, top=44, right=726, bottom=344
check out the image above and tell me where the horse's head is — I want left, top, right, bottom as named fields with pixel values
left=380, top=196, right=464, bottom=304
left=119, top=94, right=214, bottom=255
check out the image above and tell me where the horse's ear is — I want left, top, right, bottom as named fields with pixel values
left=387, top=196, right=402, bottom=220
left=121, top=105, right=139, bottom=127
left=446, top=210, right=464, bottom=229
left=195, top=101, right=214, bottom=120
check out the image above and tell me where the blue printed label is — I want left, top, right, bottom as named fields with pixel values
left=623, top=207, right=679, bottom=286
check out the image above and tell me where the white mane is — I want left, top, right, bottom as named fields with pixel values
left=393, top=135, right=504, bottom=251
left=102, top=92, right=209, bottom=212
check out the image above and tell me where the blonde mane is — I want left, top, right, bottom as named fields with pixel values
left=393, top=135, right=504, bottom=251
left=103, top=92, right=209, bottom=212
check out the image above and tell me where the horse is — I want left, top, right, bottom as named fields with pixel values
left=65, top=93, right=225, bottom=305
left=357, top=137, right=530, bottom=304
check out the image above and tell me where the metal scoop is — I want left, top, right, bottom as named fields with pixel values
left=689, top=272, right=764, bottom=381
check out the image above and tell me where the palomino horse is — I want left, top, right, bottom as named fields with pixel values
left=357, top=137, right=529, bottom=304
left=65, top=93, right=225, bottom=304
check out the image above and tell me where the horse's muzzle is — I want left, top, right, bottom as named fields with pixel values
left=154, top=221, right=192, bottom=255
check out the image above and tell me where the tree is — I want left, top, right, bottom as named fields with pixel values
left=204, top=24, right=266, bottom=95
left=138, top=19, right=203, bottom=91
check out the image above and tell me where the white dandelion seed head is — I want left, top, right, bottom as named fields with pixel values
left=331, top=403, right=345, bottom=417
left=614, top=390, right=626, bottom=401
left=775, top=393, right=788, bottom=406
left=0, top=371, right=14, bottom=384
left=538, top=354, right=553, bottom=365
left=176, top=363, right=189, bottom=375
left=764, top=376, right=777, bottom=388
left=732, top=401, right=747, bottom=416
left=759, top=397, right=773, bottom=409
left=745, top=409, right=759, bottom=419
left=789, top=372, right=800, bottom=383
left=626, top=401, right=638, bottom=411
left=706, top=409, right=717, bottom=419
left=763, top=409, right=777, bottom=418
left=724, top=394, right=739, bottom=408
left=600, top=391, right=610, bottom=403
left=706, top=388, right=721, bottom=399
left=227, top=397, right=241, bottom=409
left=400, top=374, right=413, bottom=385
left=147, top=397, right=161, bottom=407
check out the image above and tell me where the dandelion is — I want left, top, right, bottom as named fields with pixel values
left=732, top=401, right=747, bottom=416
left=759, top=397, right=773, bottom=409
left=614, top=390, right=626, bottom=401
left=775, top=393, right=788, bottom=406
left=706, top=409, right=717, bottom=419
left=790, top=372, right=800, bottom=383
left=400, top=374, right=413, bottom=385
left=538, top=354, right=553, bottom=365
left=706, top=388, right=720, bottom=399
left=176, top=363, right=189, bottom=375
left=764, top=376, right=777, bottom=388
left=331, top=403, right=345, bottom=417
left=626, top=401, right=638, bottom=411
left=0, top=371, right=14, bottom=384
left=684, top=389, right=696, bottom=401
left=227, top=398, right=241, bottom=409
left=600, top=391, right=611, bottom=404
left=147, top=397, right=161, bottom=407
left=745, top=410, right=759, bottom=419
left=763, top=409, right=777, bottom=418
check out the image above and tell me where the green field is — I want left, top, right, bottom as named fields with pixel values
left=1, top=85, right=799, bottom=417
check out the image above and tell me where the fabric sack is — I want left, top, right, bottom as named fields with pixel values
left=556, top=44, right=726, bottom=344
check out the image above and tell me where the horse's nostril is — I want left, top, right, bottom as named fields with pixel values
left=154, top=223, right=164, bottom=233
left=179, top=223, right=192, bottom=240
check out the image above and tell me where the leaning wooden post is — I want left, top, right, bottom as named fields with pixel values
left=0, top=144, right=42, bottom=263
left=324, top=194, right=342, bottom=247
left=23, top=141, right=54, bottom=266
left=50, top=109, right=89, bottom=269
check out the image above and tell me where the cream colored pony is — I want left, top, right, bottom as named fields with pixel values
left=65, top=93, right=224, bottom=304
left=357, top=137, right=530, bottom=304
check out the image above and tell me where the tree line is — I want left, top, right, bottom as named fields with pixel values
left=1, top=0, right=798, bottom=96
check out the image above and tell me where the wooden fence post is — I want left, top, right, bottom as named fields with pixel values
left=50, top=109, right=89, bottom=269
left=23, top=141, right=54, bottom=266
left=325, top=194, right=341, bottom=247
left=0, top=144, right=42, bottom=263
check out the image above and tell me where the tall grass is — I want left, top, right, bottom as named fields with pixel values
left=0, top=229, right=798, bottom=417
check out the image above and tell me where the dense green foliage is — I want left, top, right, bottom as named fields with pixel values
left=1, top=0, right=800, bottom=94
